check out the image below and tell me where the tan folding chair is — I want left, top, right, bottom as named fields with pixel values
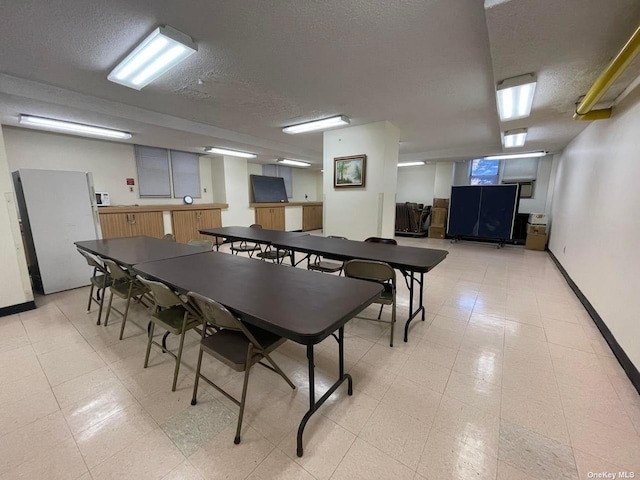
left=344, top=259, right=397, bottom=347
left=137, top=276, right=201, bottom=391
left=162, top=233, right=176, bottom=242
left=187, top=291, right=296, bottom=444
left=307, top=236, right=347, bottom=274
left=100, top=257, right=150, bottom=340
left=229, top=224, right=262, bottom=258
left=187, top=239, right=215, bottom=250
left=77, top=248, right=112, bottom=325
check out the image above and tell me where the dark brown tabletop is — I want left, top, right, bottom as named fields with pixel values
left=271, top=235, right=448, bottom=273
left=134, top=252, right=383, bottom=345
left=75, top=236, right=211, bottom=267
left=199, top=226, right=309, bottom=244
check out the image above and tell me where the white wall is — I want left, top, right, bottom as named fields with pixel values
left=3, top=127, right=214, bottom=206
left=220, top=157, right=254, bottom=226
left=517, top=156, right=553, bottom=214
left=396, top=164, right=437, bottom=204
left=323, top=121, right=399, bottom=240
left=549, top=84, right=640, bottom=372
left=434, top=162, right=454, bottom=199
left=291, top=168, right=321, bottom=201
left=0, top=125, right=33, bottom=309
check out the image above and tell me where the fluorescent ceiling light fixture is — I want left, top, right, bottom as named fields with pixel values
left=484, top=151, right=546, bottom=160
left=204, top=147, right=256, bottom=158
left=108, top=26, right=197, bottom=90
left=496, top=74, right=537, bottom=121
left=282, top=115, right=350, bottom=134
left=398, top=161, right=426, bottom=167
left=277, top=158, right=311, bottom=167
left=503, top=128, right=527, bottom=148
left=19, top=115, right=131, bottom=139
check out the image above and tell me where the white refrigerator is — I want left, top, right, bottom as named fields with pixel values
left=13, top=169, right=102, bottom=294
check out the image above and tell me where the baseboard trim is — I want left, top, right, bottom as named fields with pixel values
left=548, top=249, right=640, bottom=396
left=0, top=300, right=36, bottom=318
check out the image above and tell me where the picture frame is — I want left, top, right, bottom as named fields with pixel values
left=334, top=154, right=366, bottom=188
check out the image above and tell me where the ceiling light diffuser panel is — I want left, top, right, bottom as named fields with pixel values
left=108, top=26, right=197, bottom=90
left=204, top=147, right=256, bottom=158
left=19, top=115, right=132, bottom=139
left=282, top=115, right=350, bottom=134
left=397, top=161, right=426, bottom=167
left=277, top=159, right=311, bottom=167
left=503, top=128, right=527, bottom=148
left=484, top=151, right=546, bottom=160
left=496, top=74, right=537, bottom=121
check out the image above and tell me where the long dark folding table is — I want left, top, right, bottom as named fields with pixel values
left=134, top=251, right=382, bottom=457
left=200, top=226, right=309, bottom=265
left=75, top=236, right=210, bottom=267
left=270, top=235, right=449, bottom=342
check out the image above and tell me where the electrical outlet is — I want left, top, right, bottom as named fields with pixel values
left=204, top=187, right=207, bottom=193
left=129, top=186, right=134, bottom=192
left=563, top=246, right=566, bottom=253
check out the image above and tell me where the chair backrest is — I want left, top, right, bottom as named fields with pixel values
left=187, top=239, right=214, bottom=249
left=344, top=259, right=395, bottom=284
left=250, top=224, right=263, bottom=229
left=364, top=237, right=398, bottom=245
left=327, top=235, right=347, bottom=240
left=100, top=257, right=131, bottom=281
left=162, top=233, right=176, bottom=242
left=187, top=291, right=244, bottom=331
left=136, top=276, right=183, bottom=308
left=77, top=248, right=106, bottom=272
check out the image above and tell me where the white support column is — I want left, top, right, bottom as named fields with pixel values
left=323, top=121, right=399, bottom=240
left=218, top=156, right=254, bottom=226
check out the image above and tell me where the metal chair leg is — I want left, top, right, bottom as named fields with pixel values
left=144, top=322, right=155, bottom=368
left=104, top=290, right=114, bottom=326
left=262, top=352, right=296, bottom=390
left=235, top=345, right=253, bottom=444
left=87, top=282, right=95, bottom=312
left=171, top=315, right=189, bottom=392
left=119, top=284, right=133, bottom=340
left=390, top=302, right=396, bottom=347
left=96, top=287, right=105, bottom=325
left=377, top=304, right=384, bottom=320
left=191, top=348, right=205, bottom=406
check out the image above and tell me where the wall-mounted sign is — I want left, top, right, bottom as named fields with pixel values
left=126, top=178, right=135, bottom=186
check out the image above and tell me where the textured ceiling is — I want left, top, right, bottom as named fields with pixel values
left=0, top=0, right=639, bottom=165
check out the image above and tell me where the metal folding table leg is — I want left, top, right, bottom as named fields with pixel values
left=404, top=271, right=425, bottom=342
left=296, top=327, right=352, bottom=457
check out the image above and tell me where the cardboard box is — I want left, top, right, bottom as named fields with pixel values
left=430, top=207, right=448, bottom=227
left=429, top=226, right=446, bottom=239
left=527, top=224, right=547, bottom=235
left=528, top=213, right=548, bottom=225
left=525, top=233, right=547, bottom=251
left=433, top=198, right=450, bottom=209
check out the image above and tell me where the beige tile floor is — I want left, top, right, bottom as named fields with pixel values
left=1, top=236, right=640, bottom=480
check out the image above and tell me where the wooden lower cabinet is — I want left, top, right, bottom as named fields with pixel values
left=255, top=207, right=285, bottom=230
left=171, top=209, right=222, bottom=243
left=99, top=212, right=163, bottom=239
left=99, top=213, right=130, bottom=239
left=130, top=212, right=164, bottom=238
left=302, top=205, right=323, bottom=231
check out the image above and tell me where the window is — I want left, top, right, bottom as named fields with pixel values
left=171, top=150, right=201, bottom=198
left=135, top=145, right=171, bottom=197
left=262, top=164, right=293, bottom=198
left=470, top=159, right=500, bottom=185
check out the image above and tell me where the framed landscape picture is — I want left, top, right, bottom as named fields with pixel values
left=334, top=154, right=366, bottom=188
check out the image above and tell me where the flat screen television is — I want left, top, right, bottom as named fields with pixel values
left=250, top=175, right=288, bottom=203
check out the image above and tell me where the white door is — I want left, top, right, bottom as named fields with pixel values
left=19, top=169, right=98, bottom=293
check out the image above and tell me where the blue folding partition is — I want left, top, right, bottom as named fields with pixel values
left=448, top=185, right=519, bottom=242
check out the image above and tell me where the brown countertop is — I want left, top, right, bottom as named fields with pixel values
left=98, top=203, right=228, bottom=214
left=249, top=202, right=322, bottom=208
